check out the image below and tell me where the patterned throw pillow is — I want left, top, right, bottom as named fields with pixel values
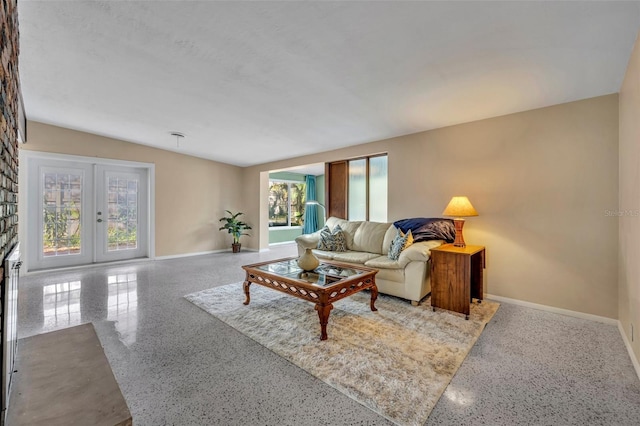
left=317, top=226, right=333, bottom=250
left=388, top=229, right=414, bottom=260
left=317, top=225, right=347, bottom=252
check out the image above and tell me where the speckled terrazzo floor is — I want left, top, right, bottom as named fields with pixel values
left=16, top=243, right=640, bottom=425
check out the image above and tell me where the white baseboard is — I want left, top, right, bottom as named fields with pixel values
left=154, top=249, right=227, bottom=260
left=26, top=248, right=257, bottom=272
left=268, top=241, right=297, bottom=247
left=485, top=294, right=617, bottom=325
left=156, top=247, right=267, bottom=256
left=23, top=257, right=153, bottom=275
left=618, top=321, right=640, bottom=381
left=485, top=293, right=640, bottom=381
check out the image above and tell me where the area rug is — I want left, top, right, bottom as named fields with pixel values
left=185, top=283, right=499, bottom=426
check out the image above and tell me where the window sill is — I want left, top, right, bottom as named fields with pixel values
left=269, top=226, right=303, bottom=231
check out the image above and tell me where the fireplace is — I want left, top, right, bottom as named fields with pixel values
left=1, top=244, right=20, bottom=424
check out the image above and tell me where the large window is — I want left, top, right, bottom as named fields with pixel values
left=367, top=155, right=388, bottom=222
left=348, top=155, right=388, bottom=222
left=268, top=180, right=306, bottom=227
left=326, top=154, right=388, bottom=222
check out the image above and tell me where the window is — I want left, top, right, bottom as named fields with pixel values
left=348, top=155, right=388, bottom=221
left=268, top=180, right=306, bottom=227
left=367, top=155, right=388, bottom=222
left=348, top=159, right=367, bottom=221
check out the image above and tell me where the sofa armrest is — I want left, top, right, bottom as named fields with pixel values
left=295, top=231, right=322, bottom=250
left=398, top=240, right=445, bottom=263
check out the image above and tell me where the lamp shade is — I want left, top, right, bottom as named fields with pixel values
left=442, top=196, right=478, bottom=218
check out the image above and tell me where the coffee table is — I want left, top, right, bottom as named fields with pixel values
left=242, top=257, right=379, bottom=340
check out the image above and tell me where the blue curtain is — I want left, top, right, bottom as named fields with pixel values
left=302, top=175, right=319, bottom=234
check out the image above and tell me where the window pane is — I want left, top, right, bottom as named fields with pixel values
left=290, top=183, right=306, bottom=227
left=42, top=171, right=82, bottom=257
left=348, top=159, right=367, bottom=221
left=269, top=181, right=289, bottom=227
left=369, top=156, right=388, bottom=222
left=107, top=177, right=139, bottom=252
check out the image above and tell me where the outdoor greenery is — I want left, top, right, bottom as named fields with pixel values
left=268, top=181, right=305, bottom=227
left=107, top=224, right=138, bottom=249
left=43, top=203, right=81, bottom=255
left=43, top=173, right=139, bottom=255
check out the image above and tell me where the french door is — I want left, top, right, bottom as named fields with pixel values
left=27, top=157, right=149, bottom=270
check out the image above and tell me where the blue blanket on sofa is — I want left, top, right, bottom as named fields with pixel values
left=393, top=217, right=456, bottom=243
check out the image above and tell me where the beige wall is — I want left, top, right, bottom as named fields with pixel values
left=20, top=94, right=620, bottom=319
left=243, top=95, right=619, bottom=318
left=619, top=33, right=640, bottom=361
left=20, top=121, right=245, bottom=257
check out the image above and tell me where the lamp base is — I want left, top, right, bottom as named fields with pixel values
left=452, top=218, right=466, bottom=248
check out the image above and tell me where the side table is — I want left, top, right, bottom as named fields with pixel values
left=430, top=244, right=485, bottom=320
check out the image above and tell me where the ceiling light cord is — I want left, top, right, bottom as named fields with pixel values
left=170, top=132, right=185, bottom=148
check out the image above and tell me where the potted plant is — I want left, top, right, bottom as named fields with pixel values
left=219, top=210, right=252, bottom=253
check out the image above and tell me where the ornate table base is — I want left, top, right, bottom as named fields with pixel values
left=242, top=258, right=378, bottom=340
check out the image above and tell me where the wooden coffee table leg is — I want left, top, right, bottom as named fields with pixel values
left=315, top=303, right=334, bottom=341
left=370, top=284, right=378, bottom=312
left=243, top=281, right=251, bottom=305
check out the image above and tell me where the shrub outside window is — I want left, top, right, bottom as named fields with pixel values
left=269, top=180, right=306, bottom=227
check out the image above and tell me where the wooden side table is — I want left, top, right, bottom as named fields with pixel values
left=430, top=244, right=485, bottom=320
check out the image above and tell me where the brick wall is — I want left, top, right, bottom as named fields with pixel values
left=0, top=0, right=19, bottom=274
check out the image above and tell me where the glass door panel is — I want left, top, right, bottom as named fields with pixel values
left=42, top=170, right=83, bottom=257
left=27, top=161, right=94, bottom=270
left=96, top=166, right=148, bottom=263
left=107, top=176, right=139, bottom=251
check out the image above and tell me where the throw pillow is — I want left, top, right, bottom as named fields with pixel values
left=317, top=225, right=347, bottom=252
left=388, top=229, right=414, bottom=260
left=317, top=226, right=332, bottom=250
left=332, top=225, right=347, bottom=252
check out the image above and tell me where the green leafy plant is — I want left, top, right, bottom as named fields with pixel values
left=218, top=210, right=252, bottom=244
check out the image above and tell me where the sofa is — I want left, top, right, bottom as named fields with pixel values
left=295, top=217, right=445, bottom=305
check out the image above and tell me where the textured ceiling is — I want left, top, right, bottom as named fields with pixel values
left=18, top=1, right=640, bottom=167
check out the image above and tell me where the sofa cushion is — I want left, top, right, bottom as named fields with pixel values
left=313, top=249, right=335, bottom=260
left=352, top=221, right=391, bottom=254
left=324, top=217, right=343, bottom=230
left=365, top=255, right=407, bottom=270
left=388, top=229, right=414, bottom=260
left=331, top=251, right=380, bottom=264
left=324, top=217, right=362, bottom=250
left=339, top=221, right=362, bottom=250
left=381, top=225, right=397, bottom=255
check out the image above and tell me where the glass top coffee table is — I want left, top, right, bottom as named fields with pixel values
left=242, top=257, right=379, bottom=340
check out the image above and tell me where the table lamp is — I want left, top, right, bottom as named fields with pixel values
left=442, top=196, right=478, bottom=248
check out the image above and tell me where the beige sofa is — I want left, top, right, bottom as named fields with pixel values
left=295, top=217, right=444, bottom=305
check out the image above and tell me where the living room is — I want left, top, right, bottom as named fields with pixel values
left=3, top=1, right=640, bottom=425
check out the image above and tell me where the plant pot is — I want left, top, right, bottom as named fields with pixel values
left=232, top=243, right=241, bottom=253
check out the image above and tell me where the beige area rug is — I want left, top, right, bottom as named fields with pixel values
left=185, top=283, right=499, bottom=426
